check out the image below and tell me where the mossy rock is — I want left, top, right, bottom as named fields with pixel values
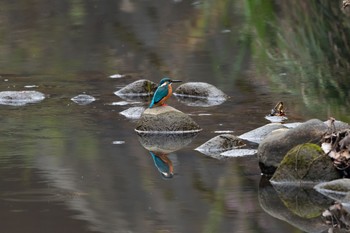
left=258, top=119, right=329, bottom=175
left=271, top=143, right=341, bottom=183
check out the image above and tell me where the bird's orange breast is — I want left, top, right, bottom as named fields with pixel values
left=158, top=84, right=173, bottom=106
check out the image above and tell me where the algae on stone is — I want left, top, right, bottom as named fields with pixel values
left=271, top=143, right=341, bottom=183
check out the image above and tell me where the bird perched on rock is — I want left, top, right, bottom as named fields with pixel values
left=149, top=77, right=182, bottom=108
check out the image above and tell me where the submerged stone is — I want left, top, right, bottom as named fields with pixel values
left=71, top=94, right=96, bottom=105
left=0, top=90, right=45, bottom=106
left=135, top=106, right=201, bottom=133
left=270, top=143, right=341, bottom=184
left=114, top=79, right=157, bottom=96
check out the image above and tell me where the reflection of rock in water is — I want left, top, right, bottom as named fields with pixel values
left=174, top=95, right=226, bottom=107
left=272, top=183, right=333, bottom=218
left=137, top=132, right=199, bottom=153
left=258, top=177, right=330, bottom=233
left=315, top=179, right=350, bottom=204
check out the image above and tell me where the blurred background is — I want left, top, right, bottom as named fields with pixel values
left=0, top=0, right=349, bottom=232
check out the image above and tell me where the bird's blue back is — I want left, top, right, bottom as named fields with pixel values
left=149, top=82, right=169, bottom=108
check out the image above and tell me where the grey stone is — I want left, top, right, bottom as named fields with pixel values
left=258, top=119, right=329, bottom=174
left=114, top=79, right=157, bottom=96
left=195, top=134, right=245, bottom=153
left=71, top=94, right=96, bottom=105
left=239, top=123, right=288, bottom=144
left=135, top=106, right=201, bottom=133
left=120, top=107, right=145, bottom=120
left=220, top=149, right=257, bottom=157
left=270, top=143, right=341, bottom=184
left=174, top=82, right=227, bottom=107
left=0, top=90, right=45, bottom=106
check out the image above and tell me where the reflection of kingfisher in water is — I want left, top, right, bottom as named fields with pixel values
left=149, top=77, right=182, bottom=108
left=149, top=151, right=174, bottom=178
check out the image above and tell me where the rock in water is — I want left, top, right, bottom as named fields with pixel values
left=114, top=79, right=157, bottom=96
left=174, top=82, right=227, bottom=107
left=195, top=134, right=245, bottom=152
left=239, top=123, right=287, bottom=144
left=135, top=106, right=201, bottom=133
left=0, top=90, right=45, bottom=106
left=120, top=107, right=145, bottom=120
left=270, top=143, right=341, bottom=184
left=258, top=119, right=328, bottom=175
left=71, top=94, right=96, bottom=105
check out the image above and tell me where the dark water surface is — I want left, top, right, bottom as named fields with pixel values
left=0, top=1, right=349, bottom=233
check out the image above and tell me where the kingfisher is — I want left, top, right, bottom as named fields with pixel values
left=149, top=77, right=182, bottom=108
left=149, top=151, right=174, bottom=178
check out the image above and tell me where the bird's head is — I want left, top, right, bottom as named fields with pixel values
left=159, top=77, right=182, bottom=87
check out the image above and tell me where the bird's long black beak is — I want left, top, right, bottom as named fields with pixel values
left=170, top=80, right=182, bottom=83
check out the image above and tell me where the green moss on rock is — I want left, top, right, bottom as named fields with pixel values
left=271, top=143, right=341, bottom=183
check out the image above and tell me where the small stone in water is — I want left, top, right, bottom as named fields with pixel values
left=120, top=107, right=145, bottom=119
left=24, top=85, right=38, bottom=88
left=109, top=101, right=141, bottom=106
left=214, top=130, right=234, bottom=134
left=112, top=141, right=125, bottom=145
left=220, top=149, right=258, bottom=157
left=109, top=74, right=125, bottom=79
left=71, top=94, right=96, bottom=105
